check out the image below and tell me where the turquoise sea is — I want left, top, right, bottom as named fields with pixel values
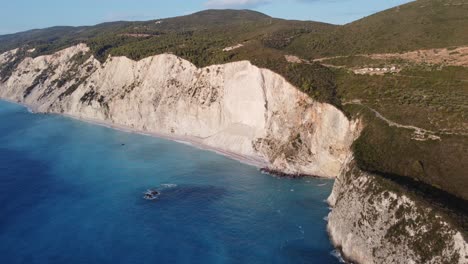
left=0, top=100, right=340, bottom=264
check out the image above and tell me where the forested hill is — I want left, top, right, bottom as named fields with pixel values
left=2, top=0, right=468, bottom=61
left=0, top=9, right=335, bottom=61
left=287, top=0, right=468, bottom=59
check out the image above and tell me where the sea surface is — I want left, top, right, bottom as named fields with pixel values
left=0, top=100, right=340, bottom=264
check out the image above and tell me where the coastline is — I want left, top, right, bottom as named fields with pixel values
left=0, top=98, right=349, bottom=263
left=0, top=98, right=270, bottom=169
left=64, top=114, right=270, bottom=169
left=0, top=96, right=342, bottom=264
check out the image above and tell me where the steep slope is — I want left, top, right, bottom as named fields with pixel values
left=0, top=44, right=359, bottom=178
left=328, top=160, right=467, bottom=264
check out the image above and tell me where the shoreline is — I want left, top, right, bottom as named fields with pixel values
left=0, top=98, right=333, bottom=179
left=0, top=98, right=269, bottom=169
left=64, top=114, right=270, bottom=169
left=0, top=98, right=346, bottom=262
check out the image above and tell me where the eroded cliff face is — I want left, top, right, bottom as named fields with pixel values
left=0, top=44, right=359, bottom=178
left=328, top=159, right=468, bottom=264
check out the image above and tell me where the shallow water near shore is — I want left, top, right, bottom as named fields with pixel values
left=0, top=100, right=339, bottom=264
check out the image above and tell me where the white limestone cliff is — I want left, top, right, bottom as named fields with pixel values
left=0, top=44, right=359, bottom=177
left=327, top=159, right=468, bottom=264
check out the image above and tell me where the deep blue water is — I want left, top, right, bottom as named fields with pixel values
left=0, top=100, right=339, bottom=264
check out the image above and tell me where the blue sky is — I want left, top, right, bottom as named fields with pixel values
left=0, top=0, right=413, bottom=35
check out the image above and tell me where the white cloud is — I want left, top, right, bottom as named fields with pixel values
left=204, top=0, right=271, bottom=8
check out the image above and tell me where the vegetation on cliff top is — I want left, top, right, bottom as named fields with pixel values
left=0, top=10, right=339, bottom=106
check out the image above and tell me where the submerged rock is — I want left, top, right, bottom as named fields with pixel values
left=143, top=189, right=160, bottom=200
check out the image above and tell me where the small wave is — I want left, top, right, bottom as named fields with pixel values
left=161, top=183, right=177, bottom=188
left=174, top=140, right=193, bottom=146
left=323, top=215, right=329, bottom=222
left=317, top=183, right=327, bottom=187
left=330, top=250, right=346, bottom=263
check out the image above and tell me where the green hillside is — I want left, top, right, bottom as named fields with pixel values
left=0, top=9, right=335, bottom=61
left=287, top=0, right=468, bottom=59
left=2, top=1, right=468, bottom=62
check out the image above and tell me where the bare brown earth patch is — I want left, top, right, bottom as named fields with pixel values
left=314, top=46, right=468, bottom=69
left=284, top=55, right=305, bottom=64
left=368, top=46, right=468, bottom=67
left=118, top=34, right=153, bottom=38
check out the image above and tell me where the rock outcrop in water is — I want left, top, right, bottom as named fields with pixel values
left=0, top=44, right=466, bottom=263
